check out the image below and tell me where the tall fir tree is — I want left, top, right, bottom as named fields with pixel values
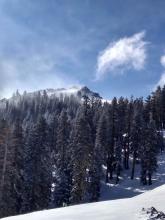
left=53, top=110, right=72, bottom=207
left=11, top=119, right=24, bottom=214
left=71, top=107, right=93, bottom=204
left=130, top=99, right=144, bottom=179
left=88, top=114, right=105, bottom=201
left=23, top=116, right=51, bottom=211
left=0, top=119, right=19, bottom=217
left=140, top=119, right=158, bottom=185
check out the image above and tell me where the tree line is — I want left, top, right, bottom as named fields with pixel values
left=0, top=86, right=164, bottom=218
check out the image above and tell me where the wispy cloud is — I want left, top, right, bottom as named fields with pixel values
left=154, top=55, right=165, bottom=89
left=155, top=73, right=165, bottom=88
left=160, top=55, right=165, bottom=68
left=0, top=54, right=80, bottom=98
left=0, top=0, right=92, bottom=98
left=96, top=31, right=148, bottom=80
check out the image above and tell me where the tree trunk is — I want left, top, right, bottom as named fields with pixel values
left=141, top=171, right=147, bottom=185
left=105, top=169, right=109, bottom=183
left=109, top=156, right=114, bottom=180
left=105, top=158, right=110, bottom=183
left=123, top=144, right=129, bottom=169
left=148, top=173, right=152, bottom=185
left=131, top=152, right=136, bottom=179
left=109, top=169, right=113, bottom=180
left=123, top=147, right=127, bottom=169
left=0, top=134, right=9, bottom=202
left=116, top=163, right=120, bottom=184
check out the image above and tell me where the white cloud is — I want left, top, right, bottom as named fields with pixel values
left=0, top=55, right=80, bottom=98
left=154, top=55, right=165, bottom=89
left=160, top=55, right=165, bottom=68
left=96, top=31, right=148, bottom=80
left=155, top=73, right=165, bottom=88
left=0, top=1, right=88, bottom=98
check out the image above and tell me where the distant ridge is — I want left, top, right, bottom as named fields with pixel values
left=0, top=86, right=103, bottom=108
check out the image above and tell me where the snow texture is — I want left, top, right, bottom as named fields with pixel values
left=100, top=153, right=165, bottom=201
left=2, top=184, right=165, bottom=220
left=2, top=152, right=165, bottom=220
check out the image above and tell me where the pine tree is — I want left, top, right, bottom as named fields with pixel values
left=88, top=115, right=105, bottom=201
left=23, top=117, right=51, bottom=211
left=0, top=85, right=165, bottom=217
left=154, top=86, right=163, bottom=129
left=114, top=137, right=122, bottom=184
left=157, top=131, right=164, bottom=153
left=11, top=119, right=24, bottom=214
left=71, top=108, right=93, bottom=204
left=130, top=99, right=144, bottom=179
left=143, top=95, right=152, bottom=124
left=0, top=119, right=18, bottom=217
left=21, top=127, right=34, bottom=213
left=140, top=119, right=158, bottom=185
left=150, top=87, right=163, bottom=130
left=124, top=97, right=134, bottom=169
left=53, top=110, right=71, bottom=207
left=162, top=85, right=165, bottom=128
left=117, top=97, right=128, bottom=136
left=106, top=98, right=117, bottom=180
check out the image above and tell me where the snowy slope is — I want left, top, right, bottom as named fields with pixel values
left=28, top=86, right=102, bottom=99
left=2, top=184, right=165, bottom=220
left=31, top=86, right=81, bottom=97
left=0, top=86, right=103, bottom=108
left=101, top=153, right=165, bottom=201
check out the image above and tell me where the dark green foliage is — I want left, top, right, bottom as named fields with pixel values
left=71, top=107, right=93, bottom=204
left=140, top=119, right=158, bottom=185
left=88, top=115, right=105, bottom=201
left=23, top=117, right=52, bottom=212
left=130, top=98, right=144, bottom=179
left=0, top=85, right=164, bottom=218
left=53, top=110, right=71, bottom=207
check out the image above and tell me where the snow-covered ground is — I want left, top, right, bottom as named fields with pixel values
left=2, top=153, right=165, bottom=220
left=2, top=154, right=165, bottom=220
left=101, top=153, right=165, bottom=201
left=2, top=184, right=165, bottom=220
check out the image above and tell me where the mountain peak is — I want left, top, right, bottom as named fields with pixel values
left=0, top=86, right=102, bottom=105
left=35, top=86, right=102, bottom=99
left=78, top=86, right=102, bottom=99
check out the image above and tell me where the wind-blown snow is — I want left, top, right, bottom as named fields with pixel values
left=2, top=184, right=165, bottom=220
left=32, top=86, right=82, bottom=97
left=0, top=86, right=113, bottom=109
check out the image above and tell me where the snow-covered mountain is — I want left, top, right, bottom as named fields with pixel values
left=27, top=86, right=102, bottom=99
left=2, top=184, right=165, bottom=220
left=0, top=86, right=102, bottom=107
left=17, top=86, right=101, bottom=99
left=31, top=86, right=82, bottom=97
left=3, top=153, right=165, bottom=220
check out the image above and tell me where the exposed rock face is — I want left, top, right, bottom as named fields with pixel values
left=142, top=207, right=165, bottom=219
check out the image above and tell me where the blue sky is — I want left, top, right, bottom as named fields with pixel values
left=0, top=0, right=165, bottom=99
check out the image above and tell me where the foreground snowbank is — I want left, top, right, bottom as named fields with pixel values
left=2, top=184, right=165, bottom=220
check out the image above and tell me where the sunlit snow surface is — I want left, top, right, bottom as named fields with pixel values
left=2, top=153, right=165, bottom=220
left=1, top=136, right=165, bottom=220
left=100, top=153, right=165, bottom=201
left=2, top=184, right=165, bottom=220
